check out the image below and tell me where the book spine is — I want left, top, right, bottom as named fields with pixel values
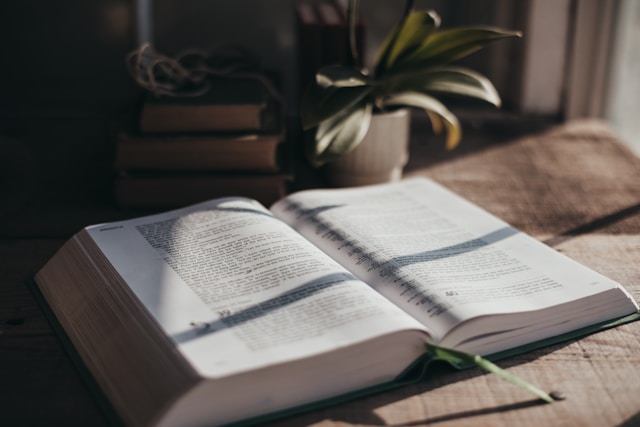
left=115, top=135, right=284, bottom=172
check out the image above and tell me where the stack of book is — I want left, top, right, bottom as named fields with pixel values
left=114, top=76, right=290, bottom=209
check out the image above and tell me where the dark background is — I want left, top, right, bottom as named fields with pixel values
left=0, top=0, right=525, bottom=223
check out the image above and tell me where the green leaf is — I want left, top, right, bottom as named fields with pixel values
left=395, top=26, right=522, bottom=71
left=429, top=344, right=555, bottom=403
left=300, top=84, right=373, bottom=130
left=426, top=110, right=444, bottom=135
left=316, top=65, right=372, bottom=88
left=374, top=10, right=440, bottom=76
left=307, top=101, right=373, bottom=166
left=389, top=66, right=502, bottom=107
left=382, top=91, right=461, bottom=150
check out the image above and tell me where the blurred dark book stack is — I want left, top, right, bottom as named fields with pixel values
left=114, top=75, right=291, bottom=208
left=137, top=77, right=281, bottom=134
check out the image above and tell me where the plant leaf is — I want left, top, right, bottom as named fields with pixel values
left=300, top=84, right=373, bottom=130
left=316, top=65, right=372, bottom=88
left=389, top=66, right=502, bottom=107
left=374, top=10, right=440, bottom=76
left=426, top=110, right=444, bottom=135
left=429, top=344, right=555, bottom=403
left=395, top=26, right=522, bottom=71
left=382, top=91, right=461, bottom=150
left=308, top=101, right=373, bottom=166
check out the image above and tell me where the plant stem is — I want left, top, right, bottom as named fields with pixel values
left=347, top=0, right=359, bottom=67
left=402, top=0, right=415, bottom=18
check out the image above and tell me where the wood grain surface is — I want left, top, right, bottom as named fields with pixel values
left=1, top=119, right=639, bottom=427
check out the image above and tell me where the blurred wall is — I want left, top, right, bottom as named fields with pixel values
left=1, top=0, right=522, bottom=119
left=0, top=1, right=138, bottom=213
left=1, top=0, right=137, bottom=113
left=151, top=0, right=521, bottom=113
left=0, top=0, right=524, bottom=214
left=605, top=0, right=640, bottom=155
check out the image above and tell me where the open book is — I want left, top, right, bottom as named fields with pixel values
left=34, top=178, right=639, bottom=427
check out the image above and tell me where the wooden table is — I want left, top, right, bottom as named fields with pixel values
left=2, top=118, right=639, bottom=427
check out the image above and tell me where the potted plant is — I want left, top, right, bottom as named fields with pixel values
left=300, top=0, right=521, bottom=186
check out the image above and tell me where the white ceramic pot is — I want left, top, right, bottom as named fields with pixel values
left=325, top=109, right=411, bottom=187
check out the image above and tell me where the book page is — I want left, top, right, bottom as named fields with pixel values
left=271, top=178, right=637, bottom=343
left=86, top=197, right=425, bottom=377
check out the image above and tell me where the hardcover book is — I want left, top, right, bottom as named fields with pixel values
left=114, top=132, right=285, bottom=173
left=138, top=77, right=281, bottom=134
left=34, top=178, right=639, bottom=427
